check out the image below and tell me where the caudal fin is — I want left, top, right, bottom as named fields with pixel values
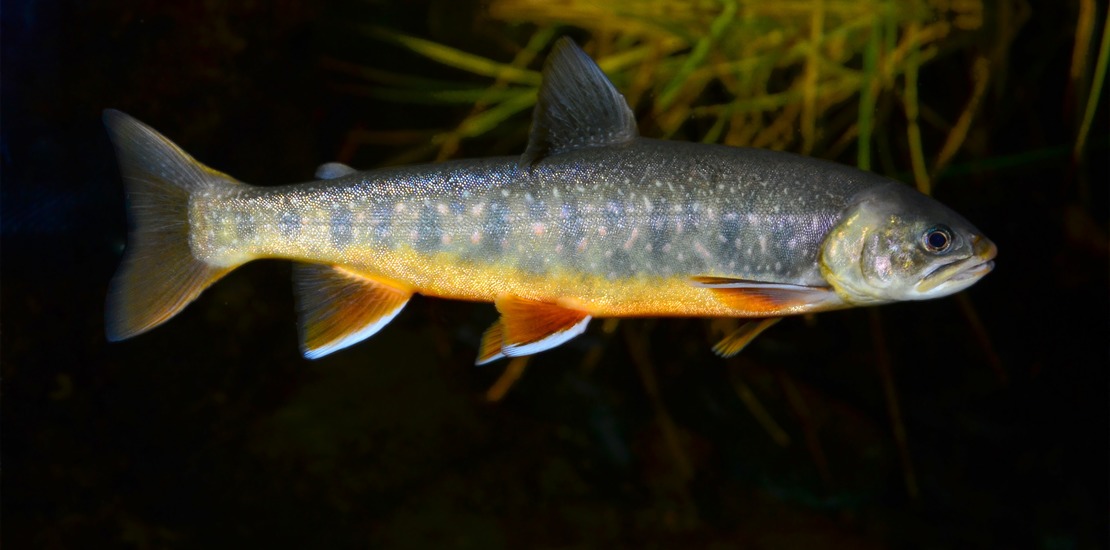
left=103, top=109, right=242, bottom=341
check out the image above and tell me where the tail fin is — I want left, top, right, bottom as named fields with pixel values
left=103, top=109, right=243, bottom=341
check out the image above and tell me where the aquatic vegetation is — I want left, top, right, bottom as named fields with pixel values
left=333, top=0, right=995, bottom=194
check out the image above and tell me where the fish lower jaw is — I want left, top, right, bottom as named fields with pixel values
left=918, top=256, right=994, bottom=294
left=912, top=262, right=992, bottom=300
left=825, top=278, right=895, bottom=306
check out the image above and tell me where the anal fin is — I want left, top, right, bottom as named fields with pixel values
left=475, top=296, right=591, bottom=364
left=294, top=264, right=412, bottom=359
left=713, top=318, right=782, bottom=358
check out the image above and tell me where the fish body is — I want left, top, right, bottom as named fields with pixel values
left=104, top=38, right=996, bottom=362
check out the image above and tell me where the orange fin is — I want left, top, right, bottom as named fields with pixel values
left=481, top=295, right=591, bottom=361
left=294, top=265, right=412, bottom=359
left=691, top=276, right=835, bottom=314
left=475, top=321, right=506, bottom=366
left=713, top=318, right=782, bottom=358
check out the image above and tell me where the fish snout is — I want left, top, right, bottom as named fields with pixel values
left=972, top=234, right=998, bottom=262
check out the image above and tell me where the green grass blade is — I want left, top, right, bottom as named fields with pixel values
left=1074, top=6, right=1110, bottom=160
left=857, top=16, right=881, bottom=170
left=359, top=26, right=542, bottom=86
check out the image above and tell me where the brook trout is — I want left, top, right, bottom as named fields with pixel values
left=104, top=38, right=996, bottom=362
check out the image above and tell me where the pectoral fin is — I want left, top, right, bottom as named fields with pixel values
left=691, top=276, right=837, bottom=315
left=475, top=296, right=592, bottom=364
left=294, top=264, right=412, bottom=359
left=712, top=317, right=782, bottom=358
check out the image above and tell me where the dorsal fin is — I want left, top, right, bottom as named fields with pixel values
left=520, top=38, right=639, bottom=166
left=315, top=162, right=357, bottom=180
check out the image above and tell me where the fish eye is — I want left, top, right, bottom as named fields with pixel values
left=922, top=225, right=953, bottom=253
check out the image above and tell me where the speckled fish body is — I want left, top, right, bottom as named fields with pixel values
left=193, top=141, right=879, bottom=318
left=104, top=38, right=996, bottom=362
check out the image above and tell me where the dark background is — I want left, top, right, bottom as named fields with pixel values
left=4, top=1, right=1107, bottom=547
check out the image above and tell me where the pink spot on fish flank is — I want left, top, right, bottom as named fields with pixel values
left=532, top=222, right=546, bottom=236
left=470, top=231, right=481, bottom=245
left=623, top=227, right=639, bottom=250
left=693, top=241, right=713, bottom=261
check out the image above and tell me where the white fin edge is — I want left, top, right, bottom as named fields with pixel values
left=502, top=315, right=592, bottom=358
left=475, top=350, right=506, bottom=366
left=302, top=299, right=408, bottom=360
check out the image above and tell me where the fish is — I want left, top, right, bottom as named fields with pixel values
left=103, top=37, right=997, bottom=363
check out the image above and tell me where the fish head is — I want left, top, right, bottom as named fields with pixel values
left=820, top=183, right=996, bottom=305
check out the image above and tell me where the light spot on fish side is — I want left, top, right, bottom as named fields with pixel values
left=694, top=241, right=712, bottom=261
left=484, top=201, right=509, bottom=251
left=371, top=202, right=392, bottom=242
left=719, top=212, right=741, bottom=255
left=416, top=201, right=442, bottom=251
left=278, top=210, right=300, bottom=240
left=604, top=200, right=623, bottom=235
left=623, top=228, right=639, bottom=250
left=331, top=206, right=353, bottom=249
left=235, top=211, right=254, bottom=239
left=560, top=202, right=584, bottom=250
left=528, top=198, right=546, bottom=220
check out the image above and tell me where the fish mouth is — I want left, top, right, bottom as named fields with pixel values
left=918, top=236, right=997, bottom=293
